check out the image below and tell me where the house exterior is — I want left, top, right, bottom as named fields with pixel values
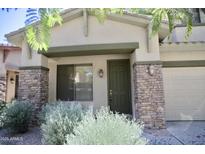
left=5, top=9, right=205, bottom=128
left=0, top=44, right=21, bottom=103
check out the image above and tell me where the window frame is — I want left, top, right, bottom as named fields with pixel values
left=56, top=63, right=93, bottom=102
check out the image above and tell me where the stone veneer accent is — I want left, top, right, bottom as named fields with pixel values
left=18, top=66, right=49, bottom=126
left=0, top=76, right=6, bottom=102
left=133, top=62, right=166, bottom=129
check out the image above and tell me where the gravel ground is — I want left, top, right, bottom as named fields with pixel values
left=1, top=127, right=179, bottom=145
left=0, top=127, right=42, bottom=145
left=1, top=121, right=204, bottom=145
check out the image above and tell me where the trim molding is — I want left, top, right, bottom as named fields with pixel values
left=19, top=66, right=49, bottom=71
left=133, top=61, right=162, bottom=67
left=40, top=42, right=139, bottom=57
left=162, top=60, right=205, bottom=68
left=175, top=23, right=205, bottom=27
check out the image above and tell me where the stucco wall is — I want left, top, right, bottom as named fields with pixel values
left=163, top=26, right=205, bottom=43
left=160, top=50, right=205, bottom=61
left=0, top=51, right=5, bottom=76
left=48, top=54, right=132, bottom=110
left=0, top=49, right=21, bottom=75
left=14, top=14, right=161, bottom=120
left=21, top=41, right=48, bottom=67
left=160, top=44, right=205, bottom=61
left=50, top=16, right=147, bottom=48
left=20, top=15, right=161, bottom=68
left=49, top=16, right=160, bottom=62
left=6, top=71, right=17, bottom=102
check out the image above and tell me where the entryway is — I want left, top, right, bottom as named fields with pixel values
left=6, top=70, right=19, bottom=102
left=107, top=59, right=132, bottom=115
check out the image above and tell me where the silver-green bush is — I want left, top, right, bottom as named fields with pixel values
left=3, top=101, right=33, bottom=133
left=65, top=107, right=147, bottom=145
left=41, top=101, right=87, bottom=145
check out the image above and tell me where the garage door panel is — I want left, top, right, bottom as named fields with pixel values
left=163, top=67, right=205, bottom=121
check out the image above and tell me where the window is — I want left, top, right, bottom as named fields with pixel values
left=57, top=64, right=93, bottom=101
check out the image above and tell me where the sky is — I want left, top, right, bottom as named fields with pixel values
left=0, top=8, right=26, bottom=44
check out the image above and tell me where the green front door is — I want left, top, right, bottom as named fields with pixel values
left=108, top=59, right=132, bottom=114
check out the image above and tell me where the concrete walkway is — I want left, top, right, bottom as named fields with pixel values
left=144, top=121, right=205, bottom=145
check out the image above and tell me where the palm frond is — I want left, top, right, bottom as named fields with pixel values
left=88, top=8, right=124, bottom=23
left=25, top=8, right=39, bottom=25
left=25, top=8, right=62, bottom=52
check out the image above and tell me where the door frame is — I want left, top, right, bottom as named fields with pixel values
left=107, top=59, right=132, bottom=114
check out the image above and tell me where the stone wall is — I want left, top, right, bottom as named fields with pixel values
left=0, top=76, right=6, bottom=102
left=18, top=67, right=49, bottom=125
left=133, top=62, right=166, bottom=129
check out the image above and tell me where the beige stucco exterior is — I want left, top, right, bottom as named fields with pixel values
left=160, top=43, right=205, bottom=61
left=48, top=54, right=133, bottom=111
left=7, top=9, right=205, bottom=123
left=163, top=26, right=205, bottom=43
left=160, top=38, right=205, bottom=121
left=0, top=49, right=21, bottom=76
left=21, top=40, right=48, bottom=67
left=15, top=12, right=161, bottom=117
left=0, top=47, right=21, bottom=102
left=16, top=12, right=162, bottom=68
left=6, top=71, right=18, bottom=102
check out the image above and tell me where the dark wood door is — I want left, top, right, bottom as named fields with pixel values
left=108, top=59, right=132, bottom=114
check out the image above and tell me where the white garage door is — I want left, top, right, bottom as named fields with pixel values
left=163, top=67, right=205, bottom=121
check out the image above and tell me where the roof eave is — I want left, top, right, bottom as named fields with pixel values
left=5, top=8, right=169, bottom=43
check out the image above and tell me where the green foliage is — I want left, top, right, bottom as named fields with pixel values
left=0, top=101, right=6, bottom=112
left=66, top=107, right=147, bottom=145
left=3, top=101, right=33, bottom=133
left=26, top=8, right=62, bottom=51
left=24, top=8, right=193, bottom=52
left=41, top=101, right=87, bottom=145
left=150, top=9, right=193, bottom=39
left=89, top=8, right=193, bottom=39
left=0, top=101, right=7, bottom=128
left=88, top=8, right=123, bottom=23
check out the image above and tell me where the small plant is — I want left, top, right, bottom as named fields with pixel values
left=41, top=101, right=87, bottom=145
left=0, top=101, right=7, bottom=128
left=66, top=107, right=147, bottom=145
left=0, top=101, right=6, bottom=111
left=3, top=101, right=33, bottom=133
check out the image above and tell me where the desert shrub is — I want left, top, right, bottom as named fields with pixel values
left=65, top=107, right=147, bottom=145
left=38, top=101, right=59, bottom=124
left=3, top=101, right=33, bottom=133
left=0, top=101, right=7, bottom=128
left=0, top=101, right=6, bottom=111
left=41, top=101, right=87, bottom=145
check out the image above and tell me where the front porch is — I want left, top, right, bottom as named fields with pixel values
left=7, top=9, right=167, bottom=128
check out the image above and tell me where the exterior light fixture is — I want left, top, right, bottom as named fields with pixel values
left=147, top=65, right=154, bottom=76
left=98, top=69, right=104, bottom=78
left=10, top=77, right=15, bottom=84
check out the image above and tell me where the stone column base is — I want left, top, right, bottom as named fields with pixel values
left=133, top=62, right=166, bottom=129
left=18, top=66, right=49, bottom=126
left=0, top=76, right=6, bottom=102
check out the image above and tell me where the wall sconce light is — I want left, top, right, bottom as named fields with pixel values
left=10, top=77, right=15, bottom=84
left=98, top=69, right=104, bottom=78
left=146, top=65, right=154, bottom=76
